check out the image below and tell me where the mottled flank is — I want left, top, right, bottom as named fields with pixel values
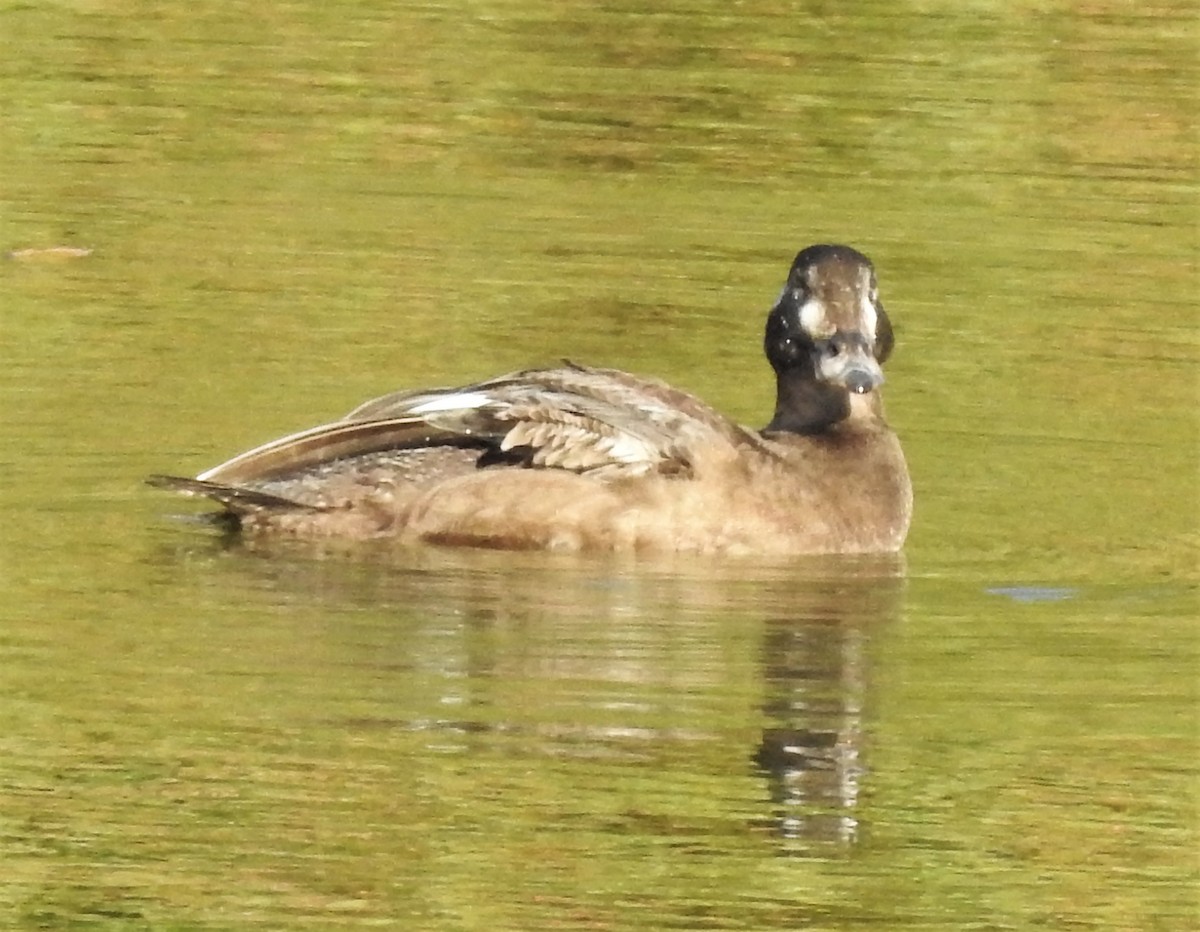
left=150, top=244, right=912, bottom=555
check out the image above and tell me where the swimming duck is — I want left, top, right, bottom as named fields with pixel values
left=149, top=244, right=912, bottom=555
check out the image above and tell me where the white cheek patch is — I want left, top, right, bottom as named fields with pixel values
left=859, top=292, right=877, bottom=340
left=408, top=391, right=491, bottom=414
left=859, top=268, right=878, bottom=339
left=799, top=297, right=829, bottom=337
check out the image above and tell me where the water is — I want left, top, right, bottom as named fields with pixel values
left=2, top=1, right=1196, bottom=928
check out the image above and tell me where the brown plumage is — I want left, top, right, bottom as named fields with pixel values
left=149, top=244, right=912, bottom=555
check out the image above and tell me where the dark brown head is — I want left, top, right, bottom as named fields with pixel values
left=763, top=244, right=894, bottom=434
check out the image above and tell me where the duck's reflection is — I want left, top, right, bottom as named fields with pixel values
left=150, top=534, right=904, bottom=850
left=754, top=595, right=880, bottom=847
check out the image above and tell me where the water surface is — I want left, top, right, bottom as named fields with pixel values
left=2, top=1, right=1196, bottom=928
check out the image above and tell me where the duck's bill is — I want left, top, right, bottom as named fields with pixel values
left=816, top=348, right=885, bottom=394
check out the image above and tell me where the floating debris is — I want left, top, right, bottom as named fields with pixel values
left=985, top=586, right=1078, bottom=603
left=6, top=245, right=94, bottom=261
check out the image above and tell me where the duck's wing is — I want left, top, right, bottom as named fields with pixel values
left=178, top=363, right=766, bottom=488
left=345, top=363, right=770, bottom=477
left=190, top=415, right=481, bottom=485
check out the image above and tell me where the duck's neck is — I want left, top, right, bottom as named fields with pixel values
left=765, top=374, right=851, bottom=435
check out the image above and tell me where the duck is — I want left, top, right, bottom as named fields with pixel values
left=149, top=244, right=912, bottom=555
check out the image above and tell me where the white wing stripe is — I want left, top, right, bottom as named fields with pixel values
left=407, top=391, right=492, bottom=414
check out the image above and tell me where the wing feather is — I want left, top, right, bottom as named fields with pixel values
left=186, top=363, right=760, bottom=489
left=196, top=417, right=474, bottom=485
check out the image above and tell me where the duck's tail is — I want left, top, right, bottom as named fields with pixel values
left=146, top=475, right=322, bottom=515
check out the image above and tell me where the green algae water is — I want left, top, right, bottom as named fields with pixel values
left=2, top=1, right=1196, bottom=928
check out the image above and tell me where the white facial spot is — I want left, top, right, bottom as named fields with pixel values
left=799, top=297, right=829, bottom=337
left=858, top=269, right=877, bottom=339
left=859, top=292, right=877, bottom=340
left=408, top=391, right=491, bottom=414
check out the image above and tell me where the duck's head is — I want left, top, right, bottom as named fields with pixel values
left=763, top=244, right=894, bottom=434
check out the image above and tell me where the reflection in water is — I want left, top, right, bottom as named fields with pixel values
left=756, top=618, right=866, bottom=845
left=754, top=568, right=903, bottom=849
left=153, top=532, right=904, bottom=851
